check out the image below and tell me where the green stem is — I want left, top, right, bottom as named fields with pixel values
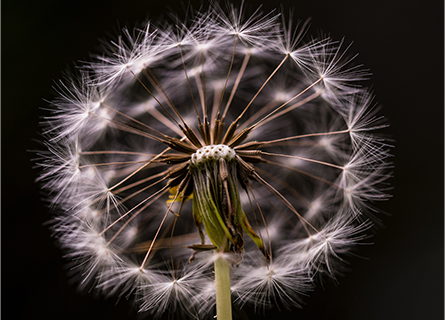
left=214, top=254, right=232, bottom=320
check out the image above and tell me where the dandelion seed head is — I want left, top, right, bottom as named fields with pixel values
left=36, top=2, right=391, bottom=318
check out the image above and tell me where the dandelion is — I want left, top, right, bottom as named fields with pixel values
left=36, top=2, right=391, bottom=319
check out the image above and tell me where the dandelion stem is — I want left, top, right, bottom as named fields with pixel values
left=214, top=254, right=232, bottom=320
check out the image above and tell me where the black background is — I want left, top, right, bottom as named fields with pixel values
left=2, top=0, right=444, bottom=319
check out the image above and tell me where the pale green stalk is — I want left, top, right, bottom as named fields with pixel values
left=214, top=254, right=232, bottom=320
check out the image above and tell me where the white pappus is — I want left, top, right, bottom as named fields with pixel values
left=36, top=2, right=391, bottom=319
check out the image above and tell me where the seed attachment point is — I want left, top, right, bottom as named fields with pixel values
left=190, top=144, right=235, bottom=166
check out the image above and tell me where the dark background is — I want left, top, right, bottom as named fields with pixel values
left=2, top=0, right=443, bottom=319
